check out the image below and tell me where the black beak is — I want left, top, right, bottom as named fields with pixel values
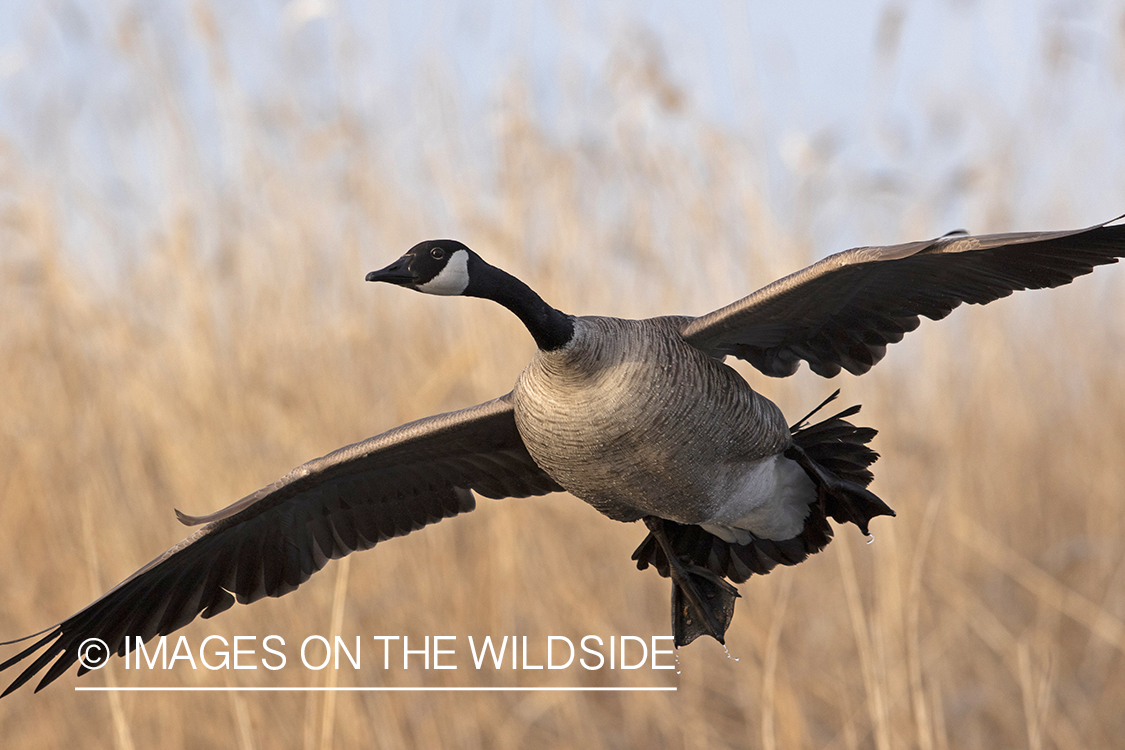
left=365, top=258, right=414, bottom=285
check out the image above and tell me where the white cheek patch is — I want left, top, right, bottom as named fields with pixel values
left=417, top=249, right=470, bottom=295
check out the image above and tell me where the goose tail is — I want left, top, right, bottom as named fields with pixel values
left=786, top=398, right=893, bottom=534
left=632, top=393, right=893, bottom=645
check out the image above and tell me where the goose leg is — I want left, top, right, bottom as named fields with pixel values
left=642, top=517, right=740, bottom=647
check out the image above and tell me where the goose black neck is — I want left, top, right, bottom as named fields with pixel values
left=466, top=261, right=574, bottom=351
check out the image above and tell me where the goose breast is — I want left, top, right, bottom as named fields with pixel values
left=512, top=316, right=792, bottom=524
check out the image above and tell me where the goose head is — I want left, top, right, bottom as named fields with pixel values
left=365, top=239, right=474, bottom=296
left=367, top=240, right=575, bottom=351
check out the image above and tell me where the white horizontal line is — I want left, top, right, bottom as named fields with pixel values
left=76, top=686, right=676, bottom=693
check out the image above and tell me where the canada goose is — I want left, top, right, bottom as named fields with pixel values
left=3, top=219, right=1124, bottom=696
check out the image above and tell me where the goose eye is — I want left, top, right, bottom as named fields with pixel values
left=430, top=247, right=446, bottom=260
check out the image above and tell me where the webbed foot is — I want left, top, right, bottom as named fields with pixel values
left=642, top=517, right=740, bottom=647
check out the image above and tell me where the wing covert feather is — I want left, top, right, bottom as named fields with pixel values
left=680, top=220, right=1125, bottom=377
left=0, top=393, right=560, bottom=695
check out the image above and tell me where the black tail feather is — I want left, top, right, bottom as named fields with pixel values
left=633, top=393, right=892, bottom=593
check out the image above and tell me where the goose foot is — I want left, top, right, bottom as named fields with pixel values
left=642, top=517, right=740, bottom=647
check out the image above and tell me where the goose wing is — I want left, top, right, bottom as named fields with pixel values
left=680, top=220, right=1125, bottom=377
left=0, top=393, right=561, bottom=696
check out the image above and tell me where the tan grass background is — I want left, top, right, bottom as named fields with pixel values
left=2, top=4, right=1125, bottom=749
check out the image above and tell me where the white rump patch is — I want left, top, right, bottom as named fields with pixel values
left=702, top=455, right=816, bottom=543
left=417, top=249, right=470, bottom=295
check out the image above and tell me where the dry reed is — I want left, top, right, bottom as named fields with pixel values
left=1, top=5, right=1124, bottom=749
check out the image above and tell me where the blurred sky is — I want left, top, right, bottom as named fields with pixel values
left=1, top=0, right=1124, bottom=269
